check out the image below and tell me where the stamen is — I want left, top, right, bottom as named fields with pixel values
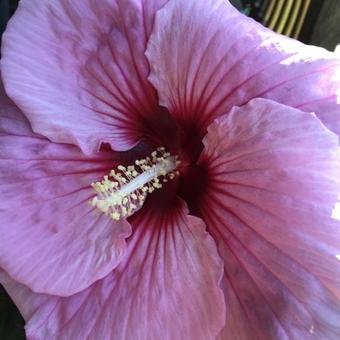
left=91, top=147, right=180, bottom=220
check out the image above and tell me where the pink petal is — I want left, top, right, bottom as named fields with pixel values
left=0, top=83, right=131, bottom=296
left=1, top=0, right=168, bottom=154
left=146, top=0, right=340, bottom=138
left=1, top=198, right=225, bottom=340
left=199, top=98, right=340, bottom=339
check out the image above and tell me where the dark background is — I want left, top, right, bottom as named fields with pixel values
left=0, top=0, right=339, bottom=339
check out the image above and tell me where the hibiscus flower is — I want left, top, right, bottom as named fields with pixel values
left=1, top=0, right=340, bottom=339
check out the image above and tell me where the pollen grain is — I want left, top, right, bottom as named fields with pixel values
left=91, top=147, right=180, bottom=221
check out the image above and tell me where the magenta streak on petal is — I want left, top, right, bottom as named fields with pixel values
left=0, top=85, right=133, bottom=296
left=117, top=2, right=158, bottom=113
left=202, top=198, right=340, bottom=339
left=146, top=0, right=340, bottom=141
left=296, top=94, right=338, bottom=108
left=198, top=98, right=340, bottom=339
left=192, top=24, right=257, bottom=125
left=1, top=1, right=340, bottom=340
left=104, top=34, right=152, bottom=112
left=206, top=187, right=338, bottom=292
left=196, top=39, right=295, bottom=129
left=1, top=0, right=172, bottom=154
left=205, top=208, right=294, bottom=339
left=204, top=208, right=307, bottom=340
left=187, top=15, right=243, bottom=113
left=0, top=197, right=226, bottom=340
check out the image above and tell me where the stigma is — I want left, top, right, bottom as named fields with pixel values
left=91, top=147, right=180, bottom=221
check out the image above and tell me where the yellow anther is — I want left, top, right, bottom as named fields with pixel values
left=91, top=147, right=181, bottom=221
left=153, top=182, right=162, bottom=189
left=111, top=212, right=121, bottom=220
left=91, top=197, right=98, bottom=206
left=97, top=200, right=109, bottom=213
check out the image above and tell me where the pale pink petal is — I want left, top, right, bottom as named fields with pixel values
left=0, top=85, right=131, bottom=296
left=1, top=0, right=168, bottom=154
left=1, top=198, right=225, bottom=340
left=199, top=99, right=340, bottom=339
left=146, top=0, right=340, bottom=139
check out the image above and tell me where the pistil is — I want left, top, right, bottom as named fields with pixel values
left=91, top=147, right=180, bottom=220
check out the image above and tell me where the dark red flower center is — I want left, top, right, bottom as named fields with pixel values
left=132, top=106, right=210, bottom=217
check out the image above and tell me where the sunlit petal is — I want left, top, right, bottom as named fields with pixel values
left=147, top=0, right=340, bottom=138
left=200, top=98, right=340, bottom=339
